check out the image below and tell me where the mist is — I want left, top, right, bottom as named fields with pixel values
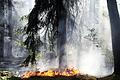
left=1, top=0, right=115, bottom=78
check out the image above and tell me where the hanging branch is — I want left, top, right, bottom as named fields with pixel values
left=22, top=0, right=79, bottom=66
left=23, top=0, right=64, bottom=65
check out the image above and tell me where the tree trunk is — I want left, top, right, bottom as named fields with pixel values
left=57, top=17, right=66, bottom=69
left=0, top=0, right=5, bottom=59
left=4, top=0, right=13, bottom=58
left=56, top=0, right=67, bottom=69
left=107, top=0, right=120, bottom=75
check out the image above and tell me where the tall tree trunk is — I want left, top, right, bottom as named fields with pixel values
left=107, top=0, right=120, bottom=75
left=0, top=0, right=5, bottom=59
left=8, top=0, right=12, bottom=38
left=57, top=16, right=66, bottom=69
left=4, top=0, right=13, bottom=58
left=56, top=0, right=67, bottom=69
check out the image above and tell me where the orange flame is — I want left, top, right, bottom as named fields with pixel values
left=22, top=68, right=80, bottom=78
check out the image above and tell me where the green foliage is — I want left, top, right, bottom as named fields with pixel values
left=20, top=15, right=28, bottom=21
left=15, top=28, right=24, bottom=35
left=36, top=52, right=43, bottom=59
left=15, top=40, right=25, bottom=47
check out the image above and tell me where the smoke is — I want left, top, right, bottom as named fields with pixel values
left=11, top=0, right=35, bottom=58
left=6, top=0, right=114, bottom=78
left=65, top=0, right=114, bottom=77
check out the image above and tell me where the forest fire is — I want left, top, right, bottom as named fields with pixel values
left=21, top=68, right=80, bottom=79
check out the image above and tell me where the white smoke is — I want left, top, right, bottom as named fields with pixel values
left=11, top=0, right=114, bottom=78
left=65, top=0, right=114, bottom=77
left=12, top=0, right=35, bottom=58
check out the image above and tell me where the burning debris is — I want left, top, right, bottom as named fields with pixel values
left=22, top=68, right=80, bottom=79
left=0, top=70, right=115, bottom=80
left=20, top=68, right=98, bottom=80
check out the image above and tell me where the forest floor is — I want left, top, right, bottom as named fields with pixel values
left=0, top=72, right=119, bottom=80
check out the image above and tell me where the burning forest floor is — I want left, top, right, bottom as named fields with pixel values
left=0, top=70, right=118, bottom=80
left=0, top=73, right=117, bottom=80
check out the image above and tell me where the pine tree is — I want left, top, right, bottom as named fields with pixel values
left=107, top=0, right=120, bottom=76
left=23, top=0, right=67, bottom=65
